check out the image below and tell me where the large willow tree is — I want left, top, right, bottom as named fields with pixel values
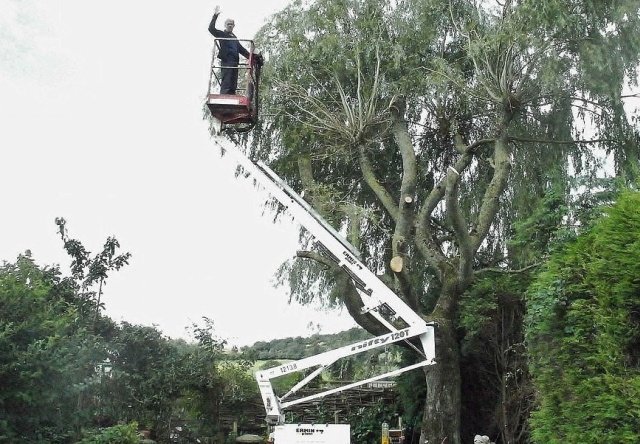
left=226, top=0, right=640, bottom=442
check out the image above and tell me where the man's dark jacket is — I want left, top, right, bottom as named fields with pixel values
left=208, top=13, right=250, bottom=63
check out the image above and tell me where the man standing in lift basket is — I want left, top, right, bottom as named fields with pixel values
left=208, top=5, right=250, bottom=95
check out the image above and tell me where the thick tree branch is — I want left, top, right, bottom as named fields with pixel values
left=470, top=133, right=512, bottom=253
left=414, top=189, right=447, bottom=274
left=509, top=136, right=612, bottom=145
left=296, top=250, right=336, bottom=268
left=445, top=166, right=474, bottom=281
left=464, top=138, right=498, bottom=152
left=475, top=263, right=541, bottom=275
left=414, top=131, right=495, bottom=281
left=389, top=102, right=419, bottom=309
left=414, top=148, right=475, bottom=275
left=358, top=145, right=399, bottom=222
left=394, top=268, right=419, bottom=311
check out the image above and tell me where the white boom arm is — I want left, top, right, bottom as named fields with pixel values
left=214, top=139, right=436, bottom=425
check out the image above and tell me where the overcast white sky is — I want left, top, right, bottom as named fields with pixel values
left=0, top=0, right=356, bottom=346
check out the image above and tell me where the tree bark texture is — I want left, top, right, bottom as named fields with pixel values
left=421, top=315, right=462, bottom=444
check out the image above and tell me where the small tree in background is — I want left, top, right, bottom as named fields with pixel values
left=55, top=217, right=131, bottom=330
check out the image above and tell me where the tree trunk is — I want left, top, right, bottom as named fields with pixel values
left=420, top=316, right=462, bottom=444
left=420, top=277, right=462, bottom=444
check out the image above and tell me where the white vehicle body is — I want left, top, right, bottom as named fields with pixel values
left=273, top=424, right=350, bottom=444
left=214, top=139, right=436, bottom=428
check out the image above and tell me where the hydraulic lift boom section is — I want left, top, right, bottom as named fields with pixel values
left=215, top=140, right=436, bottom=425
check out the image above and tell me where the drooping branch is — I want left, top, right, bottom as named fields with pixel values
left=299, top=154, right=365, bottom=251
left=296, top=152, right=388, bottom=334
left=296, top=250, right=388, bottom=336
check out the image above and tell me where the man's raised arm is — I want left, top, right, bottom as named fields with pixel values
left=208, top=6, right=223, bottom=37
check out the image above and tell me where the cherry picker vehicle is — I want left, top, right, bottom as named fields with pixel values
left=213, top=139, right=437, bottom=443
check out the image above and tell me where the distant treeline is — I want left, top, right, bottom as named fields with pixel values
left=241, top=327, right=372, bottom=360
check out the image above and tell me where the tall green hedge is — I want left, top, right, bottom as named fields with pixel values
left=526, top=191, right=640, bottom=443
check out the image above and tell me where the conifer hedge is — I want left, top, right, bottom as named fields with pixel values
left=526, top=191, right=640, bottom=443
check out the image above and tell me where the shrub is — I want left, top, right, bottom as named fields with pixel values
left=79, top=422, right=140, bottom=444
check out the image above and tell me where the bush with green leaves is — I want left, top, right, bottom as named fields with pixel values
left=79, top=422, right=139, bottom=444
left=526, top=190, right=640, bottom=443
left=0, top=221, right=247, bottom=443
left=0, top=254, right=106, bottom=442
